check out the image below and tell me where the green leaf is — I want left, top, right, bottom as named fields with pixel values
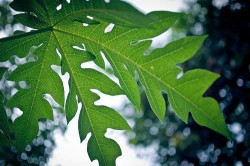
left=137, top=36, right=230, bottom=138
left=54, top=33, right=131, bottom=165
left=0, top=0, right=231, bottom=165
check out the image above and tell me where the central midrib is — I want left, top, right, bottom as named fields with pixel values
left=52, top=31, right=108, bottom=166
left=20, top=32, right=54, bottom=151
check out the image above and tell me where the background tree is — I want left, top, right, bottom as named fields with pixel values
left=126, top=0, right=250, bottom=165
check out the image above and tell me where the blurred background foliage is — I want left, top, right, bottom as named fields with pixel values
left=125, top=0, right=250, bottom=165
left=0, top=0, right=249, bottom=165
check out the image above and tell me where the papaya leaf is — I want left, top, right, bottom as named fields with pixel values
left=0, top=0, right=231, bottom=165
